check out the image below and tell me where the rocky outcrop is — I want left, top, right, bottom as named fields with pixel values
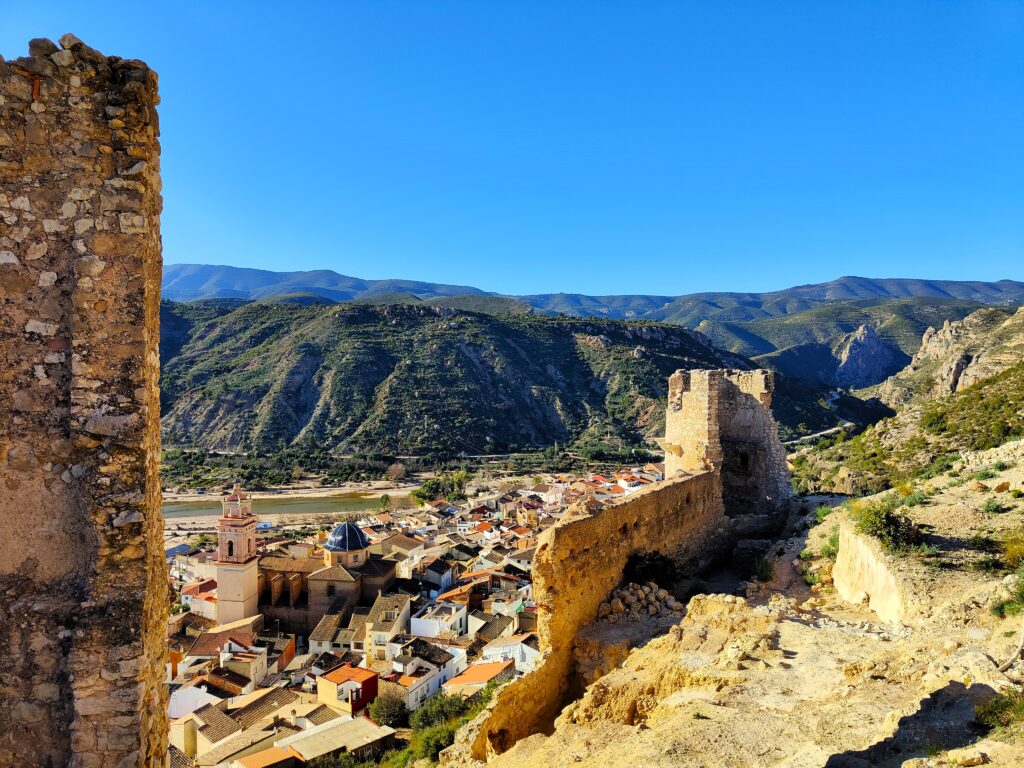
left=875, top=307, right=1024, bottom=406
left=833, top=324, right=907, bottom=389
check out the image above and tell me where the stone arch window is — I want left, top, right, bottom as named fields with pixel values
left=227, top=540, right=234, bottom=558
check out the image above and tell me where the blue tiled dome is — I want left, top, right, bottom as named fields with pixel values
left=324, top=521, right=370, bottom=552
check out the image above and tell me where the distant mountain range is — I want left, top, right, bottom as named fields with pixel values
left=163, top=265, right=1024, bottom=322
left=163, top=266, right=1023, bottom=391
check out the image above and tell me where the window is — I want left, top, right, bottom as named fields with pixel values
left=327, top=585, right=336, bottom=598
left=227, top=541, right=234, bottom=558
left=352, top=688, right=361, bottom=701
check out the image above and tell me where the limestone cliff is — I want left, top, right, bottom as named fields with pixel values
left=874, top=306, right=1024, bottom=406
left=833, top=324, right=907, bottom=389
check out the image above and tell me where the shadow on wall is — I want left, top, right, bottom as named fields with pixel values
left=823, top=681, right=991, bottom=767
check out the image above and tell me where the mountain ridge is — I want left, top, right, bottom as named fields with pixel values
left=163, top=264, right=1024, bottom=321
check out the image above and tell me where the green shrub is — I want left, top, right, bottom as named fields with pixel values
left=991, top=566, right=1024, bottom=618
left=377, top=748, right=414, bottom=768
left=411, top=722, right=459, bottom=761
left=1003, top=531, right=1024, bottom=569
left=1012, top=489, right=1024, bottom=499
left=920, top=409, right=947, bottom=434
left=974, top=555, right=1004, bottom=573
left=983, top=498, right=1011, bottom=514
left=975, top=469, right=999, bottom=481
left=801, top=565, right=820, bottom=586
left=976, top=689, right=1024, bottom=731
left=854, top=494, right=923, bottom=554
left=409, top=693, right=466, bottom=731
left=815, top=505, right=833, bottom=523
left=994, top=460, right=1012, bottom=471
left=753, top=555, right=775, bottom=583
left=917, top=453, right=959, bottom=479
left=898, top=491, right=928, bottom=508
left=821, top=530, right=840, bottom=560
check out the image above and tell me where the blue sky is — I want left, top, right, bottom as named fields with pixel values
left=2, top=2, right=1022, bottom=295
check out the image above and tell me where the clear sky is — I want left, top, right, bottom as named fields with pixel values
left=2, top=2, right=1022, bottom=296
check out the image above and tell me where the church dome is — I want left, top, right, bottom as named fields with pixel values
left=324, top=521, right=370, bottom=552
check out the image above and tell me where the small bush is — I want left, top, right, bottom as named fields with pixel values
left=815, top=505, right=833, bottom=523
left=991, top=566, right=1024, bottom=618
left=975, top=469, right=999, bottom=481
left=411, top=722, right=459, bottom=761
left=801, top=565, right=820, bottom=586
left=973, top=555, right=1004, bottom=573
left=855, top=495, right=923, bottom=554
left=753, top=555, right=775, bottom=583
left=899, top=491, right=928, bottom=508
left=976, top=689, right=1024, bottom=731
left=821, top=530, right=840, bottom=560
left=409, top=693, right=466, bottom=731
left=983, top=498, right=1011, bottom=514
left=1012, top=489, right=1024, bottom=500
left=1003, top=531, right=1024, bottom=569
left=918, top=453, right=959, bottom=479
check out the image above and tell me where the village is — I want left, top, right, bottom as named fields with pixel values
left=165, top=463, right=666, bottom=767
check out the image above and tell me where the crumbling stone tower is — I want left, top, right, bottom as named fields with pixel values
left=0, top=36, right=166, bottom=767
left=661, top=369, right=791, bottom=514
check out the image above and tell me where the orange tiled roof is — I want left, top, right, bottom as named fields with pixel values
left=323, top=664, right=377, bottom=685
left=235, top=746, right=293, bottom=768
left=445, top=660, right=512, bottom=686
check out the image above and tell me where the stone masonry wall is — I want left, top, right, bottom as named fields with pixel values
left=663, top=369, right=790, bottom=515
left=445, top=471, right=726, bottom=764
left=0, top=35, right=166, bottom=767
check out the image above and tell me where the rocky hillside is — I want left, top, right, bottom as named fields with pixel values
left=707, top=297, right=988, bottom=389
left=159, top=300, right=878, bottom=456
left=872, top=307, right=1024, bottom=406
left=164, top=270, right=1024, bottom=392
left=792, top=308, right=1024, bottom=495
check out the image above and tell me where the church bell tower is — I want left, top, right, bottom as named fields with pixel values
left=214, top=483, right=259, bottom=624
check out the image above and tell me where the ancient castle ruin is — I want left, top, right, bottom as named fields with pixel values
left=0, top=36, right=166, bottom=767
left=446, top=368, right=790, bottom=764
left=661, top=368, right=791, bottom=514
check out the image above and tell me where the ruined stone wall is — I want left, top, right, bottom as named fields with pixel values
left=446, top=471, right=726, bottom=763
left=0, top=35, right=166, bottom=767
left=663, top=369, right=790, bottom=515
left=833, top=518, right=918, bottom=627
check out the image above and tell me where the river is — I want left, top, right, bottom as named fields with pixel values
left=161, top=492, right=386, bottom=520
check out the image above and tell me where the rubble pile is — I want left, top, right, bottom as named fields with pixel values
left=596, top=581, right=684, bottom=624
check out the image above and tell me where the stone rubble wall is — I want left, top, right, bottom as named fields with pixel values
left=444, top=471, right=726, bottom=764
left=0, top=35, right=166, bottom=768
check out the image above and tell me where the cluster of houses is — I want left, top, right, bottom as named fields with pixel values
left=165, top=465, right=663, bottom=767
